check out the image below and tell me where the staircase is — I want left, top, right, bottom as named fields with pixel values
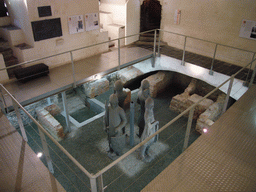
left=0, top=38, right=19, bottom=79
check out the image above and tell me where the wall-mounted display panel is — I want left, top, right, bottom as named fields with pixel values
left=31, top=18, right=63, bottom=41
left=85, top=13, right=99, bottom=31
left=239, top=19, right=256, bottom=40
left=68, top=15, right=85, bottom=34
left=38, top=6, right=52, bottom=17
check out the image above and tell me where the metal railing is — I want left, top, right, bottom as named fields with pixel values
left=0, top=28, right=256, bottom=191
left=158, top=29, right=256, bottom=85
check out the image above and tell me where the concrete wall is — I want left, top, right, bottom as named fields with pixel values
left=0, top=17, right=11, bottom=27
left=5, top=0, right=109, bottom=68
left=160, top=0, right=256, bottom=67
left=0, top=54, right=9, bottom=83
left=100, top=2, right=126, bottom=26
left=125, top=0, right=140, bottom=45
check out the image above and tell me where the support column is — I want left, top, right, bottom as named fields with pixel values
left=182, top=106, right=194, bottom=152
left=222, top=76, right=234, bottom=115
left=181, top=36, right=187, bottom=66
left=38, top=127, right=54, bottom=174
left=209, top=44, right=218, bottom=75
left=130, top=101, right=135, bottom=147
left=13, top=100, right=28, bottom=142
left=61, top=91, right=71, bottom=133
left=70, top=51, right=77, bottom=88
left=118, top=39, right=121, bottom=70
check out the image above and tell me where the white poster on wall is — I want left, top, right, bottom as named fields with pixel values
left=239, top=19, right=256, bottom=40
left=85, top=13, right=99, bottom=31
left=68, top=15, right=85, bottom=34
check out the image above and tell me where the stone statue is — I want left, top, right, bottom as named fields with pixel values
left=137, top=79, right=150, bottom=138
left=114, top=80, right=127, bottom=109
left=104, top=94, right=127, bottom=156
left=139, top=97, right=159, bottom=162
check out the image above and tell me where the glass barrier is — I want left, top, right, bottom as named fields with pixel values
left=1, top=28, right=256, bottom=192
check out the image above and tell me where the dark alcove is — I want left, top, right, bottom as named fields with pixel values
left=140, top=0, right=162, bottom=32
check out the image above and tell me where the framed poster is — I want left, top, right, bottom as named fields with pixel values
left=239, top=19, right=256, bottom=40
left=68, top=15, right=85, bottom=34
left=85, top=13, right=99, bottom=31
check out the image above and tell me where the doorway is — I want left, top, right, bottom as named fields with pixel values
left=140, top=0, right=162, bottom=32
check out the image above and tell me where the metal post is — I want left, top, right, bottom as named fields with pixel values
left=152, top=30, right=157, bottom=68
left=90, top=178, right=98, bottom=192
left=182, top=106, right=194, bottom=152
left=130, top=101, right=135, bottom=147
left=249, top=54, right=256, bottom=88
left=0, top=89, right=7, bottom=114
left=118, top=39, right=121, bottom=70
left=97, top=175, right=104, bottom=192
left=70, top=51, right=77, bottom=88
left=222, top=76, right=234, bottom=115
left=157, top=30, right=161, bottom=57
left=38, top=127, right=54, bottom=174
left=209, top=44, right=218, bottom=75
left=47, top=97, right=51, bottom=105
left=61, top=91, right=71, bottom=133
left=13, top=99, right=28, bottom=142
left=181, top=36, right=187, bottom=66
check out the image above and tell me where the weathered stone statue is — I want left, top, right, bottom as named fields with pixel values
left=114, top=80, right=127, bottom=109
left=139, top=97, right=158, bottom=162
left=104, top=94, right=127, bottom=156
left=137, top=79, right=150, bottom=138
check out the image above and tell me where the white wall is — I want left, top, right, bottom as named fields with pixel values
left=100, top=2, right=126, bottom=26
left=0, top=54, right=9, bottom=83
left=161, top=0, right=256, bottom=67
left=125, top=0, right=140, bottom=45
left=6, top=0, right=34, bottom=46
left=5, top=0, right=109, bottom=68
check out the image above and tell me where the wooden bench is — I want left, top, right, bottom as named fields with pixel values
left=13, top=63, right=49, bottom=83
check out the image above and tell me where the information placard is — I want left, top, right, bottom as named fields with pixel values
left=85, top=13, right=99, bottom=31
left=68, top=15, right=85, bottom=34
left=239, top=19, right=256, bottom=40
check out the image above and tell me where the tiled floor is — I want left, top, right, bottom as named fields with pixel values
left=0, top=111, right=65, bottom=192
left=142, top=84, right=256, bottom=192
left=0, top=44, right=255, bottom=191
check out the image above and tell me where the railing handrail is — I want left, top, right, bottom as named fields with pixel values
left=93, top=60, right=256, bottom=179
left=0, top=29, right=156, bottom=72
left=159, top=29, right=256, bottom=54
left=0, top=28, right=255, bottom=188
left=0, top=83, right=94, bottom=179
left=1, top=28, right=254, bottom=73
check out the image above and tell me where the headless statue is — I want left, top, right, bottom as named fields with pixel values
left=114, top=80, right=127, bottom=109
left=139, top=97, right=157, bottom=162
left=104, top=94, right=127, bottom=156
left=137, top=79, right=150, bottom=138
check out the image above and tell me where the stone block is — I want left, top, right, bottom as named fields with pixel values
left=83, top=78, right=109, bottom=98
left=118, top=66, right=144, bottom=85
left=169, top=93, right=189, bottom=114
left=44, top=104, right=61, bottom=116
left=36, top=108, right=65, bottom=140
left=145, top=71, right=173, bottom=98
left=186, top=94, right=214, bottom=119
left=196, top=94, right=225, bottom=134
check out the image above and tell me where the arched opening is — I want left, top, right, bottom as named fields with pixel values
left=140, top=0, right=162, bottom=33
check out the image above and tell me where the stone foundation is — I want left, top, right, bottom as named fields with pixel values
left=145, top=71, right=173, bottom=98
left=118, top=66, right=144, bottom=85
left=83, top=78, right=109, bottom=98
left=196, top=94, right=226, bottom=134
left=170, top=78, right=214, bottom=119
left=36, top=108, right=65, bottom=141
